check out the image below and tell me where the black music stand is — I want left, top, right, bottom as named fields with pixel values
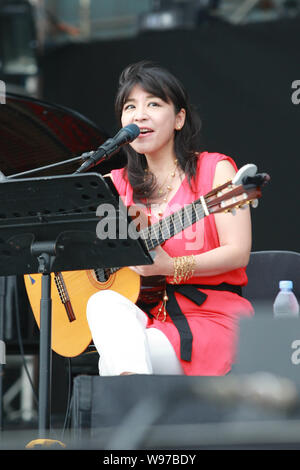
left=0, top=172, right=153, bottom=439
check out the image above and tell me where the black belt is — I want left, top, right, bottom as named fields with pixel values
left=138, top=283, right=242, bottom=362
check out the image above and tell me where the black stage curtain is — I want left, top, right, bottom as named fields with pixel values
left=41, top=17, right=300, bottom=253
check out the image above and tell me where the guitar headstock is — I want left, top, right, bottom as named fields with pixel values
left=205, top=164, right=270, bottom=215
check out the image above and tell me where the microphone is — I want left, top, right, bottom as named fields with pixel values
left=75, top=124, right=140, bottom=173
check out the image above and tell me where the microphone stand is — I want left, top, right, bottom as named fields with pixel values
left=6, top=151, right=95, bottom=180
left=6, top=124, right=139, bottom=180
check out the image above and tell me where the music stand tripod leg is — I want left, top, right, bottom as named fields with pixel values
left=26, top=244, right=65, bottom=448
left=38, top=269, right=52, bottom=435
left=31, top=243, right=56, bottom=438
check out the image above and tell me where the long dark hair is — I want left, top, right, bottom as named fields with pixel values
left=115, top=61, right=202, bottom=200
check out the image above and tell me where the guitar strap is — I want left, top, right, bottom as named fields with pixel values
left=138, top=283, right=243, bottom=362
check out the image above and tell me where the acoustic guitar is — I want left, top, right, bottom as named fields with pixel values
left=24, top=164, right=270, bottom=357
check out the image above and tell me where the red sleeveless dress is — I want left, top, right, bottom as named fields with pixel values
left=111, top=152, right=254, bottom=375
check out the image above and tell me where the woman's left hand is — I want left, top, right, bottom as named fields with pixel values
left=129, top=245, right=174, bottom=277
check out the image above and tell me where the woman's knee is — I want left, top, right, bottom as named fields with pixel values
left=86, top=289, right=120, bottom=322
left=87, top=289, right=126, bottom=310
left=86, top=289, right=146, bottom=325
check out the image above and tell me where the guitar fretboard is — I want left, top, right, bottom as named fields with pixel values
left=140, top=198, right=207, bottom=250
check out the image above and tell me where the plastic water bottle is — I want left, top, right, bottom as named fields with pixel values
left=273, top=280, right=299, bottom=318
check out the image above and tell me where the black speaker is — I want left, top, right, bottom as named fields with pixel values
left=70, top=374, right=299, bottom=450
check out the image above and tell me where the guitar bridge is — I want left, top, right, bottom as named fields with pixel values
left=54, top=272, right=76, bottom=322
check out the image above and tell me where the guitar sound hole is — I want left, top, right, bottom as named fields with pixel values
left=94, top=268, right=111, bottom=283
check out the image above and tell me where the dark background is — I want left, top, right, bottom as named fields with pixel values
left=0, top=4, right=299, bottom=438
left=40, top=17, right=300, bottom=253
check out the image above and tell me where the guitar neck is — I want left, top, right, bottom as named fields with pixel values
left=140, top=198, right=207, bottom=251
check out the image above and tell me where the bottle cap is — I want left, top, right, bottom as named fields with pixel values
left=279, top=280, right=293, bottom=289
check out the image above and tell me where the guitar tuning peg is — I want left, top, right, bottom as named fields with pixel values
left=239, top=204, right=248, bottom=210
left=251, top=199, right=259, bottom=208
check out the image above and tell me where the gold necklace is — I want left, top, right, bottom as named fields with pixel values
left=145, top=159, right=178, bottom=202
left=145, top=159, right=178, bottom=218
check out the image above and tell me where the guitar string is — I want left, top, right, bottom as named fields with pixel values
left=141, top=202, right=206, bottom=251
left=144, top=206, right=205, bottom=250
left=140, top=185, right=246, bottom=250
left=93, top=202, right=206, bottom=280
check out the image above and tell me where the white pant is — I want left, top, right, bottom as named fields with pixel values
left=86, top=290, right=184, bottom=376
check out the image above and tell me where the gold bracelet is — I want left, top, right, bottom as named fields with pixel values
left=171, top=255, right=195, bottom=284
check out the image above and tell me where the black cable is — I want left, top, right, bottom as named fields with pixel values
left=60, top=357, right=73, bottom=440
left=13, top=277, right=39, bottom=408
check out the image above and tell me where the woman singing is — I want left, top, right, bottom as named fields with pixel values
left=87, top=60, right=253, bottom=376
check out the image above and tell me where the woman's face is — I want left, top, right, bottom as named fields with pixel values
left=121, top=84, right=185, bottom=159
